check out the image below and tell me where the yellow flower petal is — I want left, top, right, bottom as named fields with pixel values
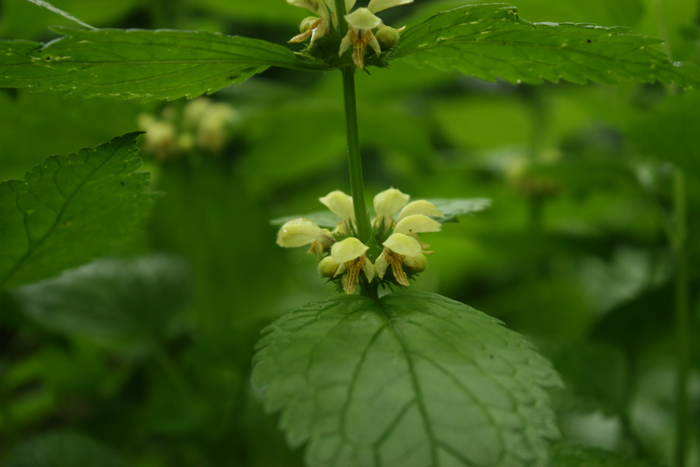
left=396, top=200, right=443, bottom=222
left=383, top=233, right=422, bottom=258
left=393, top=214, right=441, bottom=236
left=318, top=256, right=340, bottom=277
left=324, top=0, right=356, bottom=15
left=404, top=253, right=428, bottom=273
left=367, top=0, right=413, bottom=13
left=319, top=190, right=355, bottom=220
left=331, top=237, right=369, bottom=263
left=374, top=250, right=389, bottom=279
left=345, top=8, right=382, bottom=30
left=287, top=0, right=330, bottom=20
left=374, top=187, right=409, bottom=219
left=277, top=218, right=328, bottom=247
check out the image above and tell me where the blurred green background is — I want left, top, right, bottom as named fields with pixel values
left=0, top=0, right=699, bottom=466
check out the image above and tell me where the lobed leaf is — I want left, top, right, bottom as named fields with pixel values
left=0, top=133, right=151, bottom=290
left=391, top=4, right=700, bottom=88
left=253, top=291, right=562, bottom=467
left=0, top=27, right=328, bottom=100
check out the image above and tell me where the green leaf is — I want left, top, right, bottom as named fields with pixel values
left=0, top=133, right=150, bottom=290
left=428, top=198, right=491, bottom=223
left=1, top=431, right=127, bottom=467
left=12, top=255, right=191, bottom=342
left=391, top=4, right=700, bottom=88
left=0, top=28, right=327, bottom=100
left=253, top=291, right=562, bottom=467
left=550, top=442, right=664, bottom=467
left=270, top=211, right=341, bottom=229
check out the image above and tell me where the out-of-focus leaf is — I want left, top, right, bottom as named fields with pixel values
left=428, top=198, right=492, bottom=222
left=12, top=255, right=190, bottom=342
left=391, top=4, right=700, bottom=88
left=537, top=339, right=628, bottom=416
left=0, top=91, right=145, bottom=181
left=22, top=0, right=95, bottom=30
left=626, top=90, right=700, bottom=177
left=0, top=133, right=150, bottom=290
left=0, top=28, right=327, bottom=101
left=550, top=441, right=664, bottom=466
left=253, top=291, right=562, bottom=467
left=1, top=431, right=127, bottom=467
left=270, top=211, right=340, bottom=228
left=185, top=0, right=303, bottom=25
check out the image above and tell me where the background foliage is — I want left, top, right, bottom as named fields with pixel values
left=0, top=0, right=698, bottom=466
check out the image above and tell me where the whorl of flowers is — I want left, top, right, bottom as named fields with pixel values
left=277, top=188, right=442, bottom=294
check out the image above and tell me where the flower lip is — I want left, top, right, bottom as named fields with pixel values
left=367, top=0, right=414, bottom=13
left=393, top=214, right=441, bottom=236
left=331, top=237, right=369, bottom=263
left=383, top=233, right=422, bottom=257
left=345, top=8, right=382, bottom=30
left=319, top=190, right=355, bottom=220
left=396, top=200, right=443, bottom=221
left=277, top=218, right=328, bottom=247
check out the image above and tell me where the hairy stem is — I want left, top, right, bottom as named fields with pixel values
left=672, top=168, right=690, bottom=467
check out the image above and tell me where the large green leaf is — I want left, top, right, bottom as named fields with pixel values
left=0, top=133, right=150, bottom=290
left=391, top=4, right=700, bottom=88
left=253, top=291, right=562, bottom=467
left=0, top=27, right=327, bottom=100
left=1, top=431, right=127, bottom=467
left=12, top=255, right=191, bottom=343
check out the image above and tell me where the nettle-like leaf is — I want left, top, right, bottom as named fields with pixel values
left=0, top=133, right=150, bottom=290
left=270, top=198, right=491, bottom=228
left=253, top=291, right=562, bottom=467
left=0, top=27, right=328, bottom=100
left=391, top=3, right=700, bottom=87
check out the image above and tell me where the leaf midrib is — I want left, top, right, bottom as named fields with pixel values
left=0, top=140, right=129, bottom=290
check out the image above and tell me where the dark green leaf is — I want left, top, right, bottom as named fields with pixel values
left=0, top=133, right=150, bottom=290
left=391, top=4, right=700, bottom=88
left=253, top=291, right=562, bottom=467
left=2, top=431, right=127, bottom=467
left=12, top=255, right=191, bottom=342
left=550, top=442, right=664, bottom=466
left=23, top=0, right=96, bottom=29
left=0, top=28, right=327, bottom=100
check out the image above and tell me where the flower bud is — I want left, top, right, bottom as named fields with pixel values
left=318, top=256, right=339, bottom=277
left=403, top=253, right=428, bottom=273
left=375, top=25, right=400, bottom=48
left=300, top=16, right=319, bottom=33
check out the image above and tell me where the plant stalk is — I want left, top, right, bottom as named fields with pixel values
left=672, top=168, right=690, bottom=467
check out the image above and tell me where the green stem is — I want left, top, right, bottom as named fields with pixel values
left=340, top=68, right=372, bottom=242
left=672, top=168, right=690, bottom=467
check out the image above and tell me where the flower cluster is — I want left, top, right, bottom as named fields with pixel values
left=277, top=188, right=442, bottom=294
left=287, top=0, right=411, bottom=69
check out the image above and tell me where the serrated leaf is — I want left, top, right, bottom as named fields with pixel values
left=12, top=255, right=191, bottom=342
left=550, top=442, right=663, bottom=467
left=0, top=28, right=327, bottom=100
left=1, top=431, right=127, bottom=467
left=391, top=4, right=700, bottom=88
left=428, top=198, right=491, bottom=223
left=0, top=133, right=150, bottom=290
left=253, top=291, right=562, bottom=467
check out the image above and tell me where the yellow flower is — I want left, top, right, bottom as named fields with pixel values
left=286, top=0, right=333, bottom=45
left=319, top=190, right=355, bottom=234
left=277, top=217, right=335, bottom=259
left=374, top=212, right=441, bottom=286
left=372, top=187, right=443, bottom=234
left=331, top=238, right=375, bottom=294
left=338, top=0, right=413, bottom=69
